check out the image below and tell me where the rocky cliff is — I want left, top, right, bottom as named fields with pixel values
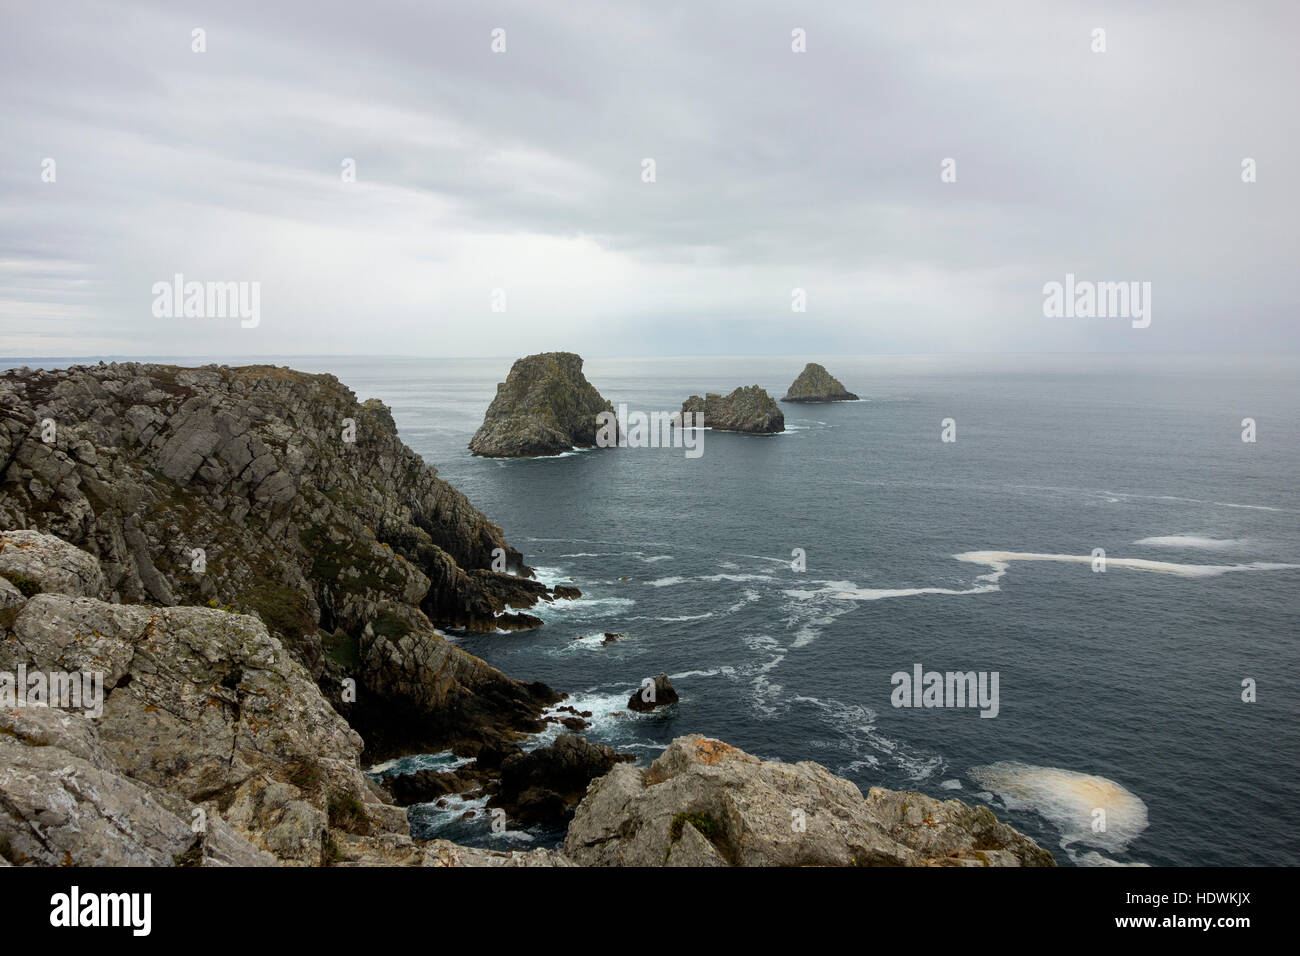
left=781, top=362, right=859, bottom=402
left=680, top=385, right=784, bottom=434
left=469, top=352, right=618, bottom=457
left=0, top=363, right=564, bottom=760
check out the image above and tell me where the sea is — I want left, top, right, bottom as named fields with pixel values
left=8, top=353, right=1299, bottom=866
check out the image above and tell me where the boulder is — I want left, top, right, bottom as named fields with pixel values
left=680, top=386, right=784, bottom=433
left=781, top=363, right=859, bottom=402
left=469, top=352, right=618, bottom=457
left=627, top=672, right=679, bottom=712
left=564, top=735, right=1056, bottom=867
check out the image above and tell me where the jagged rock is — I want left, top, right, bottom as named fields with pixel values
left=383, top=767, right=484, bottom=807
left=552, top=585, right=581, bottom=600
left=564, top=735, right=1056, bottom=867
left=0, top=365, right=566, bottom=759
left=680, top=386, right=784, bottom=434
left=469, top=352, right=618, bottom=457
left=0, top=707, right=276, bottom=867
left=490, top=734, right=635, bottom=827
left=781, top=363, right=859, bottom=402
left=627, top=672, right=679, bottom=712
left=0, top=533, right=407, bottom=864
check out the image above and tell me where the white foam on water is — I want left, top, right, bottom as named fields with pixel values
left=531, top=595, right=636, bottom=618
left=940, top=779, right=963, bottom=790
left=700, top=573, right=776, bottom=583
left=554, top=632, right=625, bottom=654
left=1107, top=491, right=1293, bottom=513
left=723, top=589, right=762, bottom=615
left=527, top=565, right=573, bottom=587
left=1133, top=535, right=1249, bottom=551
left=645, top=576, right=686, bottom=587
left=956, top=550, right=1300, bottom=578
left=792, top=695, right=943, bottom=781
left=968, top=761, right=1149, bottom=865
left=641, top=554, right=674, bottom=563
left=366, top=750, right=472, bottom=776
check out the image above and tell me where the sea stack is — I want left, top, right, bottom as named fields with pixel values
left=469, top=352, right=618, bottom=458
left=680, top=385, right=784, bottom=434
left=780, top=363, right=859, bottom=402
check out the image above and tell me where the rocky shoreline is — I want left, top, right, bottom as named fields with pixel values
left=0, top=362, right=1053, bottom=867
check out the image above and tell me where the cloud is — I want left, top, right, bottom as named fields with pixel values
left=1, top=0, right=1297, bottom=356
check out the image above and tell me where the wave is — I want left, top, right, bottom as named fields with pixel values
left=646, top=576, right=686, bottom=587
left=968, top=760, right=1149, bottom=866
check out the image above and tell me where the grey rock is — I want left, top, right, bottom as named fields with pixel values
left=781, top=363, right=859, bottom=402
left=564, top=735, right=1056, bottom=867
left=469, top=352, right=618, bottom=457
left=680, top=386, right=784, bottom=434
left=0, top=529, right=106, bottom=599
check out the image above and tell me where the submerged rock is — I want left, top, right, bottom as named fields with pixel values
left=564, top=735, right=1056, bottom=867
left=781, top=363, right=859, bottom=402
left=469, top=352, right=618, bottom=458
left=679, top=386, right=784, bottom=434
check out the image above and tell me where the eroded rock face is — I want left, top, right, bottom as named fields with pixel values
left=0, top=535, right=406, bottom=865
left=0, top=365, right=563, bottom=758
left=0, top=538, right=403, bottom=865
left=564, top=735, right=1056, bottom=867
left=781, top=363, right=859, bottom=402
left=469, top=352, right=618, bottom=458
left=680, top=386, right=784, bottom=434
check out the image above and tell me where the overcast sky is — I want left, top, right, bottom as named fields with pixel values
left=2, top=0, right=1297, bottom=358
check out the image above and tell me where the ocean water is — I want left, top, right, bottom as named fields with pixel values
left=10, top=354, right=1299, bottom=865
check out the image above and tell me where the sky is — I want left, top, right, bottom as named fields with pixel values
left=1, top=0, right=1297, bottom=358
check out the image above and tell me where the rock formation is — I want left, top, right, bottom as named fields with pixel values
left=0, top=532, right=402, bottom=865
left=679, top=386, right=784, bottom=434
left=489, top=734, right=635, bottom=827
left=781, top=363, right=859, bottom=402
left=0, top=364, right=564, bottom=760
left=469, top=352, right=618, bottom=457
left=627, top=672, right=679, bottom=712
left=565, top=735, right=1056, bottom=867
